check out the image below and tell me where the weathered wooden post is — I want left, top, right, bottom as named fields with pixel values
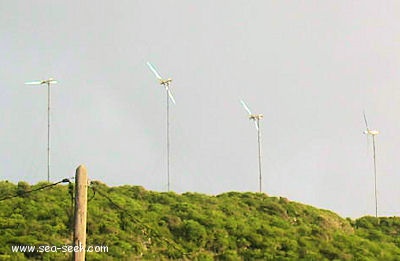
left=73, top=165, right=88, bottom=261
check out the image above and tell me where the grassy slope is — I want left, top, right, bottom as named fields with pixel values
left=0, top=181, right=399, bottom=260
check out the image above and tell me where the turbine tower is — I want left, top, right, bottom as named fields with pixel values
left=240, top=100, right=263, bottom=193
left=25, top=78, right=58, bottom=182
left=146, top=62, right=176, bottom=192
left=363, top=111, right=379, bottom=218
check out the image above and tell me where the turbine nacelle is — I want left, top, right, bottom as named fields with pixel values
left=364, top=129, right=379, bottom=135
left=159, top=78, right=172, bottom=85
left=41, top=78, right=57, bottom=84
left=25, top=78, right=58, bottom=85
left=249, top=114, right=263, bottom=120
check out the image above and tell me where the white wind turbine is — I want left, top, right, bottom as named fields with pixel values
left=25, top=78, right=58, bottom=182
left=146, top=62, right=176, bottom=192
left=363, top=111, right=380, bottom=218
left=240, top=100, right=264, bottom=193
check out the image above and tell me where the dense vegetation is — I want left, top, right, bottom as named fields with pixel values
left=0, top=181, right=400, bottom=260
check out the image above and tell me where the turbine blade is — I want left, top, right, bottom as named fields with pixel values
left=146, top=61, right=163, bottom=80
left=254, top=120, right=259, bottom=131
left=363, top=111, right=369, bottom=130
left=25, top=81, right=42, bottom=85
left=166, top=86, right=176, bottom=104
left=240, top=100, right=252, bottom=115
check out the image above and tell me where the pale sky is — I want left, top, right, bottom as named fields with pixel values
left=1, top=1, right=399, bottom=218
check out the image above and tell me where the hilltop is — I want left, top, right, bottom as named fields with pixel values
left=0, top=181, right=399, bottom=260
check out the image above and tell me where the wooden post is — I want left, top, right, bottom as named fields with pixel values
left=73, top=165, right=88, bottom=261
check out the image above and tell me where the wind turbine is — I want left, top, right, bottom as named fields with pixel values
left=240, top=100, right=263, bottom=193
left=146, top=62, right=176, bottom=192
left=25, top=78, right=58, bottom=182
left=363, top=111, right=379, bottom=218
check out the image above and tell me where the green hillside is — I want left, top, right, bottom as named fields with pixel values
left=0, top=181, right=399, bottom=260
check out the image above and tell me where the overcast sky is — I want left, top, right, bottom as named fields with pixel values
left=1, top=1, right=399, bottom=218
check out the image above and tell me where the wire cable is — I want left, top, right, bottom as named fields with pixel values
left=0, top=178, right=71, bottom=202
left=91, top=185, right=187, bottom=257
